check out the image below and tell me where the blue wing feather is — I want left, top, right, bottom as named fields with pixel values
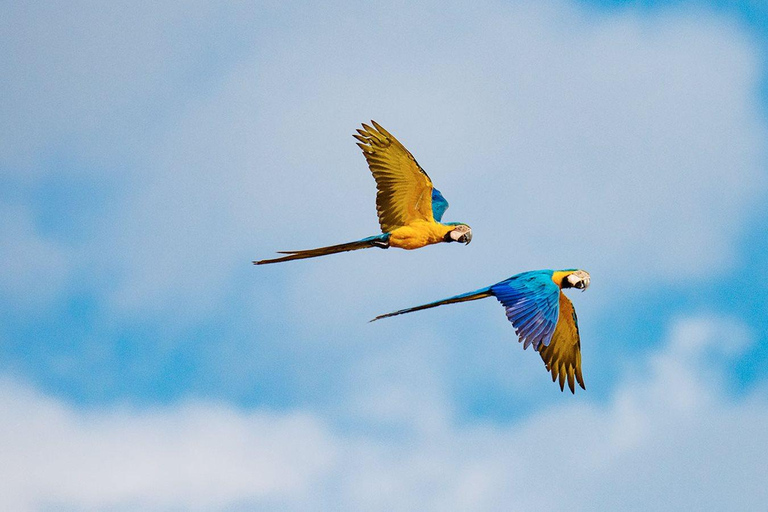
left=491, top=270, right=561, bottom=350
left=431, top=188, right=449, bottom=222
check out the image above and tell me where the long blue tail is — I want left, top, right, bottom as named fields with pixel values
left=371, top=287, right=493, bottom=322
left=253, top=234, right=389, bottom=265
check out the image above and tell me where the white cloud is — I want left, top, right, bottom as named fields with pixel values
left=2, top=1, right=765, bottom=318
left=75, top=0, right=765, bottom=318
left=2, top=4, right=766, bottom=510
left=0, top=384, right=336, bottom=511
left=1, top=315, right=765, bottom=511
left=0, top=0, right=260, bottom=174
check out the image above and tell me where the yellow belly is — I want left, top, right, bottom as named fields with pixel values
left=389, top=221, right=453, bottom=250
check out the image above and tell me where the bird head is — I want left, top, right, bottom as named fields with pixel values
left=446, top=224, right=472, bottom=245
left=562, top=270, right=591, bottom=291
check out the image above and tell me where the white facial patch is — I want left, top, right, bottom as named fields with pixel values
left=449, top=225, right=472, bottom=243
left=453, top=225, right=470, bottom=234
left=567, top=270, right=591, bottom=289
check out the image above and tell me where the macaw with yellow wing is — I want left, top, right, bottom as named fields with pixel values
left=254, top=121, right=472, bottom=265
left=372, top=269, right=591, bottom=393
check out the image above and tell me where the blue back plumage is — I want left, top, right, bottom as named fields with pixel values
left=360, top=233, right=391, bottom=244
left=431, top=188, right=449, bottom=222
left=491, top=270, right=561, bottom=350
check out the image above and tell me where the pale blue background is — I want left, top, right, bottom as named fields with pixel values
left=1, top=0, right=767, bottom=510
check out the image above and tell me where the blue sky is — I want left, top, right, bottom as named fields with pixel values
left=1, top=0, right=767, bottom=510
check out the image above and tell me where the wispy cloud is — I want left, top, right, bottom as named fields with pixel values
left=0, top=315, right=763, bottom=511
left=1, top=2, right=767, bottom=508
left=95, top=1, right=768, bottom=321
left=1, top=0, right=766, bottom=418
left=2, top=1, right=764, bottom=320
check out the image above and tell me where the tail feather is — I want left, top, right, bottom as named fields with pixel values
left=253, top=234, right=389, bottom=265
left=371, top=287, right=494, bottom=322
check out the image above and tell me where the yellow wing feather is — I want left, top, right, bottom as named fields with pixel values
left=354, top=121, right=435, bottom=233
left=537, top=293, right=585, bottom=393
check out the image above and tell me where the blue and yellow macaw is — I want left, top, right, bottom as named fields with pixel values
left=373, top=269, right=591, bottom=393
left=254, top=121, right=472, bottom=265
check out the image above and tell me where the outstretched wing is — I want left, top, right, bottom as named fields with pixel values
left=431, top=188, right=449, bottom=222
left=491, top=270, right=561, bottom=351
left=354, top=121, right=435, bottom=233
left=538, top=293, right=585, bottom=393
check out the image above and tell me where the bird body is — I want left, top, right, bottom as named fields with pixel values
left=372, top=269, right=591, bottom=393
left=388, top=220, right=456, bottom=250
left=254, top=121, right=471, bottom=265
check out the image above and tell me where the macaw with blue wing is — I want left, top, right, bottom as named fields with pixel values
left=254, top=121, right=472, bottom=265
left=372, top=269, right=591, bottom=393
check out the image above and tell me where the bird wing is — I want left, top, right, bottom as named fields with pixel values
left=354, top=121, right=435, bottom=233
left=491, top=270, right=561, bottom=350
left=538, top=293, right=585, bottom=393
left=431, top=188, right=449, bottom=223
